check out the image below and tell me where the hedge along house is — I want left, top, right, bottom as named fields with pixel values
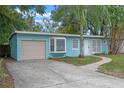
left=9, top=31, right=108, bottom=61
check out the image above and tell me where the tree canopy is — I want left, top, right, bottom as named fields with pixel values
left=52, top=5, right=124, bottom=55
left=0, top=5, right=45, bottom=44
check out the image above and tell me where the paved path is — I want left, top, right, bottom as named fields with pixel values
left=6, top=56, right=124, bottom=88
left=79, top=56, right=112, bottom=71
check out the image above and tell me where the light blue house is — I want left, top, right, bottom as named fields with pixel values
left=9, top=31, right=108, bottom=61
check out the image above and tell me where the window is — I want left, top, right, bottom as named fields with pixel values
left=72, top=39, right=79, bottom=50
left=56, top=39, right=65, bottom=51
left=50, top=37, right=66, bottom=53
left=50, top=39, right=54, bottom=51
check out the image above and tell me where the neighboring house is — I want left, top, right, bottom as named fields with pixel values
left=9, top=31, right=108, bottom=61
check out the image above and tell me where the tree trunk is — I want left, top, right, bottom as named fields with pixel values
left=79, top=25, right=84, bottom=57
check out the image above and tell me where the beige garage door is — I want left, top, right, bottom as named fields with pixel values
left=21, top=41, right=46, bottom=60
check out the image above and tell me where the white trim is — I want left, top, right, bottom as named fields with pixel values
left=13, top=31, right=105, bottom=38
left=72, top=39, right=80, bottom=50
left=49, top=37, right=66, bottom=53
left=55, top=38, right=56, bottom=52
left=50, top=37, right=66, bottom=39
left=49, top=38, right=55, bottom=53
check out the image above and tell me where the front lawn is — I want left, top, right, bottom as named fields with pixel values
left=50, top=56, right=102, bottom=66
left=0, top=58, right=14, bottom=88
left=98, top=55, right=124, bottom=78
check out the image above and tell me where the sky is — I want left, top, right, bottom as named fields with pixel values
left=34, top=5, right=55, bottom=22
left=34, top=5, right=57, bottom=32
left=45, top=5, right=55, bottom=13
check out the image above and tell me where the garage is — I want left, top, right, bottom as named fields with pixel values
left=21, top=40, right=46, bottom=60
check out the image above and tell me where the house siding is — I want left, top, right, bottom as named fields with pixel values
left=102, top=39, right=109, bottom=54
left=66, top=37, right=80, bottom=57
left=17, top=34, right=49, bottom=61
left=10, top=33, right=109, bottom=61
left=48, top=36, right=80, bottom=58
left=10, top=34, right=17, bottom=60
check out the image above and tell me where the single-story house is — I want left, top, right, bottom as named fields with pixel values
left=9, top=31, right=108, bottom=61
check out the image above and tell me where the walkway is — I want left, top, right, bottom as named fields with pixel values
left=80, top=56, right=112, bottom=71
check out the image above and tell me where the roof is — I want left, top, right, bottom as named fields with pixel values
left=10, top=31, right=105, bottom=39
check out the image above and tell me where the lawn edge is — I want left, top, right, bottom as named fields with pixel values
left=50, top=56, right=102, bottom=66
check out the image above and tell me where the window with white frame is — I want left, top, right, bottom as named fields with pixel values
left=72, top=39, right=79, bottom=50
left=50, top=37, right=66, bottom=53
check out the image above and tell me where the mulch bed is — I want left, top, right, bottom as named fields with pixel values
left=0, top=58, right=14, bottom=88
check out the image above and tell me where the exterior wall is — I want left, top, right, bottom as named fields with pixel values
left=10, top=33, right=109, bottom=61
left=101, top=39, right=109, bottom=54
left=84, top=38, right=109, bottom=55
left=10, top=34, right=17, bottom=59
left=66, top=37, right=80, bottom=57
left=15, top=34, right=81, bottom=60
left=48, top=36, right=80, bottom=58
left=17, top=34, right=49, bottom=61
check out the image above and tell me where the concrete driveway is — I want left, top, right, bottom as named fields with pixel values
left=6, top=58, right=124, bottom=88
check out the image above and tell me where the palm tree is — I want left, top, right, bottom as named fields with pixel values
left=52, top=5, right=115, bottom=56
left=52, top=5, right=87, bottom=57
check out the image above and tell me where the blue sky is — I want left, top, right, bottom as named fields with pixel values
left=45, top=5, right=55, bottom=13
left=34, top=5, right=55, bottom=21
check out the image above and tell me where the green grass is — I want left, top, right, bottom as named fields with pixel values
left=0, top=59, right=14, bottom=88
left=50, top=56, right=102, bottom=66
left=98, top=55, right=124, bottom=78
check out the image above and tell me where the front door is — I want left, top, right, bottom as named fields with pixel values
left=88, top=39, right=102, bottom=54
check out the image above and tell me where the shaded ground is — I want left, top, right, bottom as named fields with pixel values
left=6, top=57, right=124, bottom=88
left=98, top=55, right=124, bottom=78
left=0, top=58, right=14, bottom=88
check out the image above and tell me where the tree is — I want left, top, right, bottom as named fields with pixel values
left=52, top=11, right=80, bottom=34
left=0, top=5, right=45, bottom=44
left=52, top=5, right=124, bottom=55
left=87, top=6, right=124, bottom=55
left=52, top=5, right=87, bottom=57
left=16, top=5, right=45, bottom=31
left=32, top=22, right=43, bottom=32
left=0, top=6, right=17, bottom=44
left=87, top=6, right=110, bottom=35
left=42, top=17, right=59, bottom=33
left=106, top=6, right=124, bottom=54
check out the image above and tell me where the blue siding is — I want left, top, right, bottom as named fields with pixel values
left=10, top=33, right=109, bottom=61
left=66, top=37, right=80, bottom=57
left=48, top=36, right=80, bottom=58
left=49, top=53, right=66, bottom=58
left=10, top=34, right=17, bottom=60
left=102, top=39, right=109, bottom=54
left=17, top=34, right=49, bottom=61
